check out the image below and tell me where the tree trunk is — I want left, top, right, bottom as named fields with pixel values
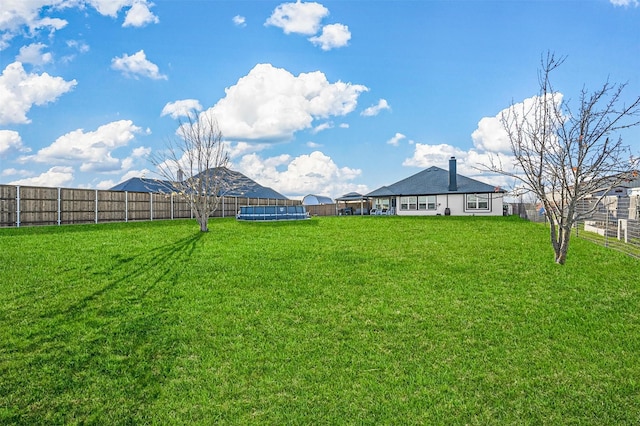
left=554, top=225, right=571, bottom=264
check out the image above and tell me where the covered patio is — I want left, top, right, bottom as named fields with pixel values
left=335, top=192, right=371, bottom=215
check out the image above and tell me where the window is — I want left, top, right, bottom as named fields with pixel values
left=466, top=194, right=490, bottom=210
left=375, top=198, right=390, bottom=210
left=418, top=195, right=437, bottom=210
left=400, top=196, right=418, bottom=210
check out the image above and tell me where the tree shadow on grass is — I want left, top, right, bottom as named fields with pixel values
left=0, top=233, right=203, bottom=424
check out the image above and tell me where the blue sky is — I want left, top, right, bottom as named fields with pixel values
left=1, top=0, right=639, bottom=199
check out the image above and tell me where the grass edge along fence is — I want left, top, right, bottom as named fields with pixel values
left=515, top=197, right=640, bottom=259
left=0, top=184, right=300, bottom=228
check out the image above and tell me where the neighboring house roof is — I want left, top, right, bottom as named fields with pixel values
left=586, top=170, right=640, bottom=197
left=617, top=172, right=640, bottom=189
left=367, top=166, right=504, bottom=197
left=335, top=192, right=369, bottom=201
left=110, top=178, right=175, bottom=193
left=302, top=194, right=334, bottom=205
left=110, top=167, right=289, bottom=200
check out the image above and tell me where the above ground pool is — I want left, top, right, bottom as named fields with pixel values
left=236, top=205, right=310, bottom=221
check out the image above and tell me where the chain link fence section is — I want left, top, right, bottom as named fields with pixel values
left=574, top=195, right=640, bottom=258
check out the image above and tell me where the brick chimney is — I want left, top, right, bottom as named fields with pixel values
left=448, top=157, right=457, bottom=191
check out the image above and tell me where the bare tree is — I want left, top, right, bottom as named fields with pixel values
left=487, top=53, right=640, bottom=264
left=150, top=111, right=231, bottom=232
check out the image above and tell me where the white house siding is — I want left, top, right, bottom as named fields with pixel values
left=394, top=193, right=504, bottom=216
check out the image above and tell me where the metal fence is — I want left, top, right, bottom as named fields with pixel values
left=574, top=196, right=640, bottom=258
left=511, top=196, right=640, bottom=258
left=0, top=184, right=300, bottom=228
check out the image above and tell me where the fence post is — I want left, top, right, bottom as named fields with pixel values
left=57, top=187, right=61, bottom=226
left=604, top=206, right=609, bottom=247
left=150, top=193, right=153, bottom=221
left=95, top=189, right=98, bottom=224
left=171, top=193, right=174, bottom=220
left=16, top=185, right=20, bottom=228
left=222, top=196, right=225, bottom=218
left=125, top=191, right=129, bottom=222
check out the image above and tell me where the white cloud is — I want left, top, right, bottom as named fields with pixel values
left=0, top=61, right=77, bottom=124
left=111, top=50, right=167, bottom=80
left=309, top=23, right=351, bottom=50
left=610, top=0, right=639, bottom=6
left=120, top=146, right=151, bottom=171
left=387, top=133, right=406, bottom=146
left=86, top=0, right=159, bottom=25
left=67, top=40, right=90, bottom=53
left=0, top=1, right=68, bottom=50
left=26, top=120, right=143, bottom=173
left=62, top=40, right=90, bottom=62
left=236, top=150, right=366, bottom=198
left=0, top=130, right=30, bottom=155
left=471, top=115, right=511, bottom=153
left=9, top=166, right=74, bottom=187
left=123, top=2, right=159, bottom=27
left=265, top=1, right=329, bottom=35
left=1, top=168, right=31, bottom=177
left=0, top=1, right=158, bottom=50
left=95, top=179, right=116, bottom=189
left=401, top=142, right=518, bottom=189
left=226, top=141, right=270, bottom=159
left=16, top=43, right=53, bottom=65
left=361, top=99, right=390, bottom=117
left=402, top=143, right=467, bottom=169
left=306, top=141, right=322, bottom=148
left=312, top=122, right=333, bottom=133
left=339, top=123, right=349, bottom=129
left=233, top=15, right=246, bottom=27
left=207, top=63, right=367, bottom=141
left=97, top=168, right=151, bottom=189
left=161, top=99, right=203, bottom=118
left=471, top=93, right=563, bottom=154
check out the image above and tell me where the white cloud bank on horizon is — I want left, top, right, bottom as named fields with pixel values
left=111, top=50, right=167, bottom=80
left=266, top=1, right=351, bottom=50
left=205, top=63, right=368, bottom=141
left=0, top=61, right=77, bottom=125
left=236, top=150, right=366, bottom=198
left=9, top=166, right=74, bottom=187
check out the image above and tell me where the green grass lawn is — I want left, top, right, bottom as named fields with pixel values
left=1, top=216, right=638, bottom=425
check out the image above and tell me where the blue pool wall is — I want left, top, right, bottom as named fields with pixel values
left=236, top=205, right=310, bottom=221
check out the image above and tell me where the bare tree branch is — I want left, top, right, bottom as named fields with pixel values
left=483, top=52, right=640, bottom=264
left=149, top=110, right=231, bottom=232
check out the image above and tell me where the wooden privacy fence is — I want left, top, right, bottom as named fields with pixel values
left=0, top=184, right=300, bottom=228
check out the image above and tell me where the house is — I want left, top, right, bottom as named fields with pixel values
left=111, top=167, right=289, bottom=200
left=366, top=157, right=505, bottom=216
